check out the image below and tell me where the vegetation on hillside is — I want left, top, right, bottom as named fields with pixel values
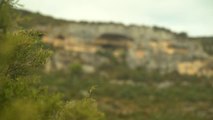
left=1, top=1, right=212, bottom=120
left=190, top=37, right=213, bottom=55
left=41, top=62, right=213, bottom=120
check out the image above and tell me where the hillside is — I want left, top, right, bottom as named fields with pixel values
left=15, top=9, right=213, bottom=77
left=14, top=9, right=213, bottom=120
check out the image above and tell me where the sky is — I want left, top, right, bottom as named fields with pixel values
left=19, top=0, right=213, bottom=37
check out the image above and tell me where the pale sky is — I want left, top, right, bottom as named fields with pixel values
left=19, top=0, right=213, bottom=37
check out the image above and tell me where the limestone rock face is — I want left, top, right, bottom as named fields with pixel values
left=37, top=20, right=212, bottom=77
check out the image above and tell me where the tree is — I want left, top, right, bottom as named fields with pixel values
left=0, top=0, right=14, bottom=33
left=178, top=32, right=188, bottom=38
left=0, top=1, right=104, bottom=120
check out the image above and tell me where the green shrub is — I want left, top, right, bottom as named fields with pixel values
left=0, top=1, right=104, bottom=120
left=56, top=98, right=105, bottom=120
left=69, top=63, right=83, bottom=75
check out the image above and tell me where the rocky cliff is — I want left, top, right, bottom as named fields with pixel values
left=17, top=9, right=213, bottom=77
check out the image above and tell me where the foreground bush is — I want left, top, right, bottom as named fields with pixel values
left=0, top=1, right=104, bottom=120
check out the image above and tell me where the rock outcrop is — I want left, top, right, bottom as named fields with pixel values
left=19, top=10, right=212, bottom=77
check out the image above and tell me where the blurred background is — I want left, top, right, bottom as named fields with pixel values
left=3, top=0, right=213, bottom=120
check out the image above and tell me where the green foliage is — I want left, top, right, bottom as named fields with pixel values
left=41, top=61, right=213, bottom=120
left=189, top=37, right=213, bottom=55
left=0, top=1, right=104, bottom=120
left=177, top=32, right=188, bottom=38
left=15, top=9, right=69, bottom=29
left=0, top=31, right=62, bottom=120
left=0, top=99, right=41, bottom=120
left=0, top=0, right=11, bottom=33
left=199, top=37, right=213, bottom=55
left=5, top=31, right=51, bottom=79
left=0, top=29, right=61, bottom=119
left=69, top=63, right=83, bottom=75
left=56, top=99, right=105, bottom=120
